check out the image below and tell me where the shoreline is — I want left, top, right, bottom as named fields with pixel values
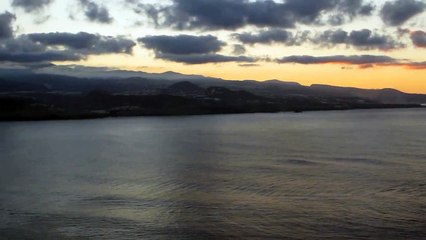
left=1, top=105, right=423, bottom=123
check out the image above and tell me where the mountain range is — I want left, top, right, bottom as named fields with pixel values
left=0, top=67, right=425, bottom=120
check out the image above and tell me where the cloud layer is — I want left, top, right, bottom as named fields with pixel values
left=1, top=0, right=425, bottom=69
left=138, top=34, right=254, bottom=64
left=28, top=32, right=136, bottom=54
left=138, top=35, right=224, bottom=55
left=276, top=55, right=397, bottom=65
left=317, top=29, right=403, bottom=50
left=0, top=30, right=135, bottom=63
left=235, top=29, right=296, bottom=45
left=275, top=54, right=426, bottom=69
left=134, top=0, right=374, bottom=30
left=155, top=53, right=256, bottom=65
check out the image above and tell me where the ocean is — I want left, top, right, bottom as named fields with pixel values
left=1, top=109, right=425, bottom=239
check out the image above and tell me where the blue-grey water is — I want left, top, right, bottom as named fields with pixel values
left=0, top=109, right=425, bottom=239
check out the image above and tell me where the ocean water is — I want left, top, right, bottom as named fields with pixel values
left=0, top=109, right=425, bottom=239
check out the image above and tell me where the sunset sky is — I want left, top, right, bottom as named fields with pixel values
left=0, top=0, right=425, bottom=93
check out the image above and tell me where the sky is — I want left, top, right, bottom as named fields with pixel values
left=0, top=0, right=425, bottom=93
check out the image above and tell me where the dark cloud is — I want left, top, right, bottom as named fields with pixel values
left=0, top=12, right=15, bottom=39
left=232, top=44, right=246, bottom=55
left=317, top=29, right=403, bottom=50
left=358, top=4, right=375, bottom=16
left=28, top=32, right=97, bottom=49
left=347, top=29, right=402, bottom=50
left=28, top=32, right=136, bottom=54
left=0, top=36, right=83, bottom=63
left=235, top=29, right=295, bottom=45
left=134, top=0, right=374, bottom=30
left=1, top=36, right=46, bottom=53
left=239, top=63, right=260, bottom=67
left=410, top=31, right=426, bottom=48
left=276, top=55, right=397, bottom=65
left=276, top=53, right=426, bottom=69
left=0, top=51, right=82, bottom=63
left=145, top=0, right=250, bottom=30
left=137, top=34, right=251, bottom=64
left=0, top=32, right=135, bottom=63
left=11, top=0, right=53, bottom=13
left=138, top=35, right=225, bottom=55
left=155, top=53, right=256, bottom=65
left=319, top=29, right=348, bottom=44
left=91, top=37, right=136, bottom=54
left=381, top=0, right=425, bottom=26
left=79, top=0, right=113, bottom=23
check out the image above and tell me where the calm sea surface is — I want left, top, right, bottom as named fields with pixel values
left=0, top=109, right=425, bottom=239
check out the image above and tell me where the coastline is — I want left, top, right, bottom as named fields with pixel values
left=1, top=104, right=423, bottom=122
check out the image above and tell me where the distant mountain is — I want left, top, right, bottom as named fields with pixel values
left=34, top=66, right=223, bottom=83
left=309, top=85, right=426, bottom=104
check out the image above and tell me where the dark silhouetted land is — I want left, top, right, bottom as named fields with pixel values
left=1, top=69, right=425, bottom=121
